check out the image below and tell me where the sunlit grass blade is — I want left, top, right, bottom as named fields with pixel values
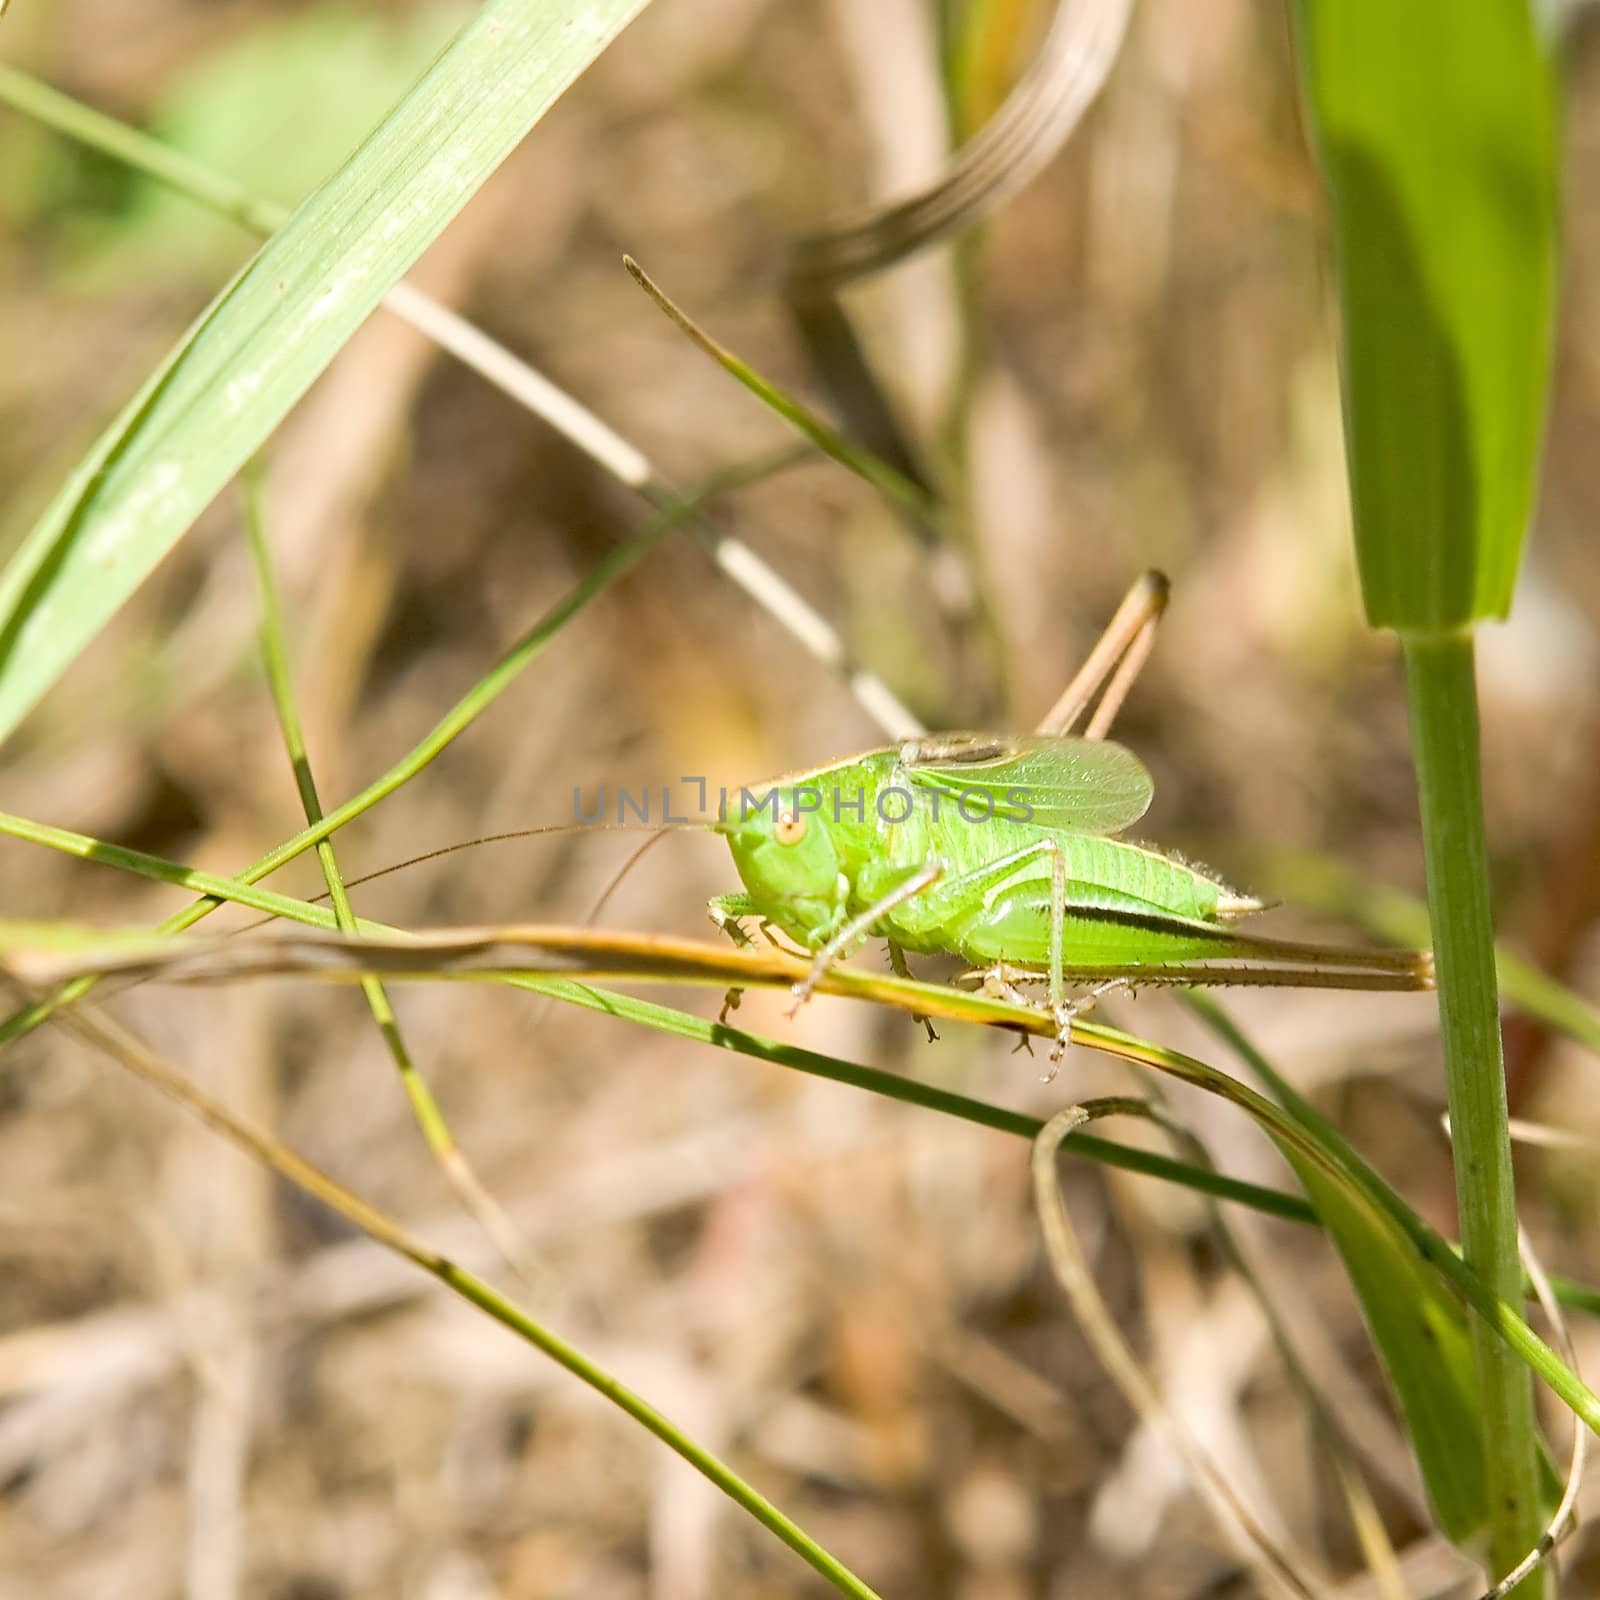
left=0, top=0, right=651, bottom=745
left=0, top=64, right=923, bottom=743
left=0, top=889, right=1432, bottom=1000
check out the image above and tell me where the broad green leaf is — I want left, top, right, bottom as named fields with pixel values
left=0, top=0, right=651, bottom=746
left=1291, top=0, right=1560, bottom=632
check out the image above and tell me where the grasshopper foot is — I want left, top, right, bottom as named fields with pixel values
left=1044, top=1005, right=1077, bottom=1079
left=961, top=963, right=1039, bottom=1009
left=886, top=942, right=937, bottom=1041
left=787, top=957, right=827, bottom=1017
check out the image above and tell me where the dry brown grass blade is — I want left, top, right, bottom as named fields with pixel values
left=1030, top=1098, right=1332, bottom=1598
left=784, top=0, right=1134, bottom=289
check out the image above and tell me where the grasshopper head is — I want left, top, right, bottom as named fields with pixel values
left=718, top=785, right=844, bottom=949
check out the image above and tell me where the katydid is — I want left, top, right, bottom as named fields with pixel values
left=710, top=572, right=1431, bottom=1054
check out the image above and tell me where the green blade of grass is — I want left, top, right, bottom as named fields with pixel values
left=0, top=0, right=651, bottom=746
left=1184, top=993, right=1502, bottom=1546
left=1072, top=1019, right=1600, bottom=1437
left=623, top=256, right=940, bottom=527
left=0, top=64, right=925, bottom=745
left=243, top=463, right=536, bottom=1281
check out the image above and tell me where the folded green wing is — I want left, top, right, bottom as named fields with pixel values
left=902, top=734, right=1153, bottom=835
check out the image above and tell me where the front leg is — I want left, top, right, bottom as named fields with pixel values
left=708, top=893, right=760, bottom=1021
left=788, top=862, right=944, bottom=1017
left=708, top=892, right=760, bottom=946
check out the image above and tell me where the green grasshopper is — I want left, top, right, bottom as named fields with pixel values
left=710, top=572, right=1431, bottom=1054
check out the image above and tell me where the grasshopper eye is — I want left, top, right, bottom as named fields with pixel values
left=773, top=810, right=808, bottom=846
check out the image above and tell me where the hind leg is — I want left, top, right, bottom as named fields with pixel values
left=1035, top=571, right=1168, bottom=739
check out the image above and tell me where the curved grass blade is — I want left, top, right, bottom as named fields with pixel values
left=2, top=857, right=1600, bottom=1346
left=0, top=810, right=1525, bottom=1528
left=0, top=0, right=652, bottom=745
left=1033, top=1099, right=1328, bottom=1597
left=1069, top=1019, right=1600, bottom=1451
left=1184, top=992, right=1491, bottom=1542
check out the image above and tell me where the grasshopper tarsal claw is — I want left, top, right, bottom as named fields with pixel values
left=887, top=941, right=938, bottom=1040
left=1048, top=979, right=1129, bottom=1060
left=786, top=966, right=825, bottom=1017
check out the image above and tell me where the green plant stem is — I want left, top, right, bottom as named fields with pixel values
left=1403, top=631, right=1545, bottom=1593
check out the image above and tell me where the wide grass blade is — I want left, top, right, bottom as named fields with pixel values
left=0, top=0, right=651, bottom=745
left=1291, top=0, right=1560, bottom=631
